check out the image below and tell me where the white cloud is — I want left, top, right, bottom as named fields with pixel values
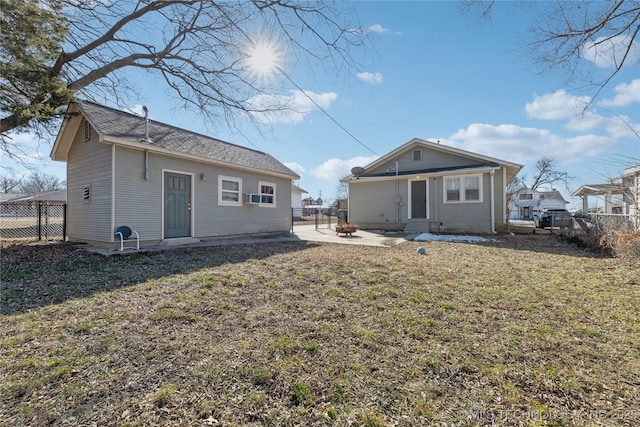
left=581, top=35, right=640, bottom=68
left=0, top=130, right=50, bottom=169
left=367, top=24, right=390, bottom=34
left=312, top=156, right=378, bottom=182
left=284, top=162, right=305, bottom=175
left=356, top=72, right=383, bottom=84
left=603, top=115, right=640, bottom=139
left=525, top=90, right=591, bottom=120
left=524, top=88, right=640, bottom=137
left=563, top=109, right=604, bottom=132
left=598, top=79, right=640, bottom=107
left=247, top=90, right=338, bottom=124
left=449, top=123, right=614, bottom=165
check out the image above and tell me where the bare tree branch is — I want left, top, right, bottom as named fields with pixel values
left=1, top=0, right=368, bottom=150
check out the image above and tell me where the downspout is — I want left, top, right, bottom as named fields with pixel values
left=434, top=177, right=438, bottom=222
left=490, top=170, right=496, bottom=234
left=395, top=158, right=400, bottom=223
left=144, top=150, right=150, bottom=180
left=502, top=168, right=507, bottom=223
left=111, top=144, right=116, bottom=242
left=142, top=106, right=151, bottom=180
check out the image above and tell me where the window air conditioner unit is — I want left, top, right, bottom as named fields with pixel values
left=245, top=193, right=260, bottom=204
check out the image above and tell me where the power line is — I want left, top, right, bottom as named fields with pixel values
left=275, top=65, right=380, bottom=158
left=225, top=12, right=380, bottom=159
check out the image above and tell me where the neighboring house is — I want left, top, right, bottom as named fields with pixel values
left=0, top=193, right=26, bottom=204
left=573, top=164, right=640, bottom=218
left=623, top=165, right=640, bottom=220
left=341, top=138, right=522, bottom=234
left=0, top=190, right=66, bottom=216
left=2, top=189, right=66, bottom=204
left=291, top=184, right=307, bottom=219
left=50, top=101, right=299, bottom=248
left=0, top=193, right=26, bottom=216
left=507, top=188, right=569, bottom=221
left=302, top=196, right=323, bottom=216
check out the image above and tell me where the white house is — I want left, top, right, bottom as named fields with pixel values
left=291, top=184, right=307, bottom=219
left=573, top=164, right=640, bottom=216
left=508, top=189, right=569, bottom=221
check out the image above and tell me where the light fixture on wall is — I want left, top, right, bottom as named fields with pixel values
left=200, top=173, right=207, bottom=182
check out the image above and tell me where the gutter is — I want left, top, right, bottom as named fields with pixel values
left=490, top=170, right=496, bottom=234
left=102, top=136, right=299, bottom=181
left=345, top=165, right=501, bottom=184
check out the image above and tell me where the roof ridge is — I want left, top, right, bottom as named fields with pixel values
left=77, top=99, right=268, bottom=156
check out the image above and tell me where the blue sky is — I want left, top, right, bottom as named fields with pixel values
left=3, top=1, right=639, bottom=210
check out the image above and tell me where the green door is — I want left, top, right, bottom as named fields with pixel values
left=411, top=180, right=427, bottom=219
left=164, top=172, right=191, bottom=238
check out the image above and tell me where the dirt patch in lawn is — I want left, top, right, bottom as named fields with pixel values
left=1, top=235, right=639, bottom=426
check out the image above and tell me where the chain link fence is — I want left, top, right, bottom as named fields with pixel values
left=546, top=212, right=638, bottom=237
left=0, top=202, right=66, bottom=242
left=292, top=207, right=337, bottom=230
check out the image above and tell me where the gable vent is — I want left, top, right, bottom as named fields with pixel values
left=83, top=184, right=91, bottom=203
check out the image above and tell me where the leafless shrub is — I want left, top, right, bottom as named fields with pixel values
left=605, top=229, right=640, bottom=262
left=573, top=216, right=640, bottom=261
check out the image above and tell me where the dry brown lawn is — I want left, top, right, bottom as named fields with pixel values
left=1, top=235, right=639, bottom=426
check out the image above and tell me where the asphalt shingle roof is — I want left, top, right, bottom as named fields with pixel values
left=78, top=100, right=299, bottom=178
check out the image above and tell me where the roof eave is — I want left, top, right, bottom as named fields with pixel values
left=105, top=136, right=299, bottom=180
left=343, top=164, right=502, bottom=183
left=50, top=103, right=82, bottom=161
left=341, top=137, right=523, bottom=181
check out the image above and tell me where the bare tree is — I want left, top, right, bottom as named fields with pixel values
left=463, top=1, right=639, bottom=106
left=514, top=157, right=572, bottom=192
left=0, top=176, right=20, bottom=193
left=18, top=172, right=63, bottom=194
left=1, top=0, right=367, bottom=150
left=335, top=182, right=348, bottom=200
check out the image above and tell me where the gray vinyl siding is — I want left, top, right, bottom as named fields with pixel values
left=493, top=169, right=506, bottom=226
left=66, top=120, right=113, bottom=243
left=194, top=163, right=292, bottom=237
left=349, top=170, right=506, bottom=233
left=434, top=174, right=492, bottom=233
left=113, top=147, right=162, bottom=240
left=368, top=146, right=485, bottom=176
left=113, top=146, right=292, bottom=242
left=348, top=180, right=408, bottom=228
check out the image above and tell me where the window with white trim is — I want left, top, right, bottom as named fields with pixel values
left=412, top=149, right=422, bottom=161
left=258, top=181, right=276, bottom=207
left=218, top=175, right=242, bottom=206
left=444, top=175, right=482, bottom=203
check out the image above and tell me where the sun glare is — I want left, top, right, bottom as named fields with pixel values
left=243, top=37, right=285, bottom=83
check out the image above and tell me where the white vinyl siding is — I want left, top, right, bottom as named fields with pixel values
left=258, top=181, right=276, bottom=207
left=218, top=175, right=242, bottom=206
left=444, top=175, right=482, bottom=203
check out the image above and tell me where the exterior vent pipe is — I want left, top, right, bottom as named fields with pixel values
left=141, top=106, right=151, bottom=180
left=142, top=106, right=152, bottom=143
